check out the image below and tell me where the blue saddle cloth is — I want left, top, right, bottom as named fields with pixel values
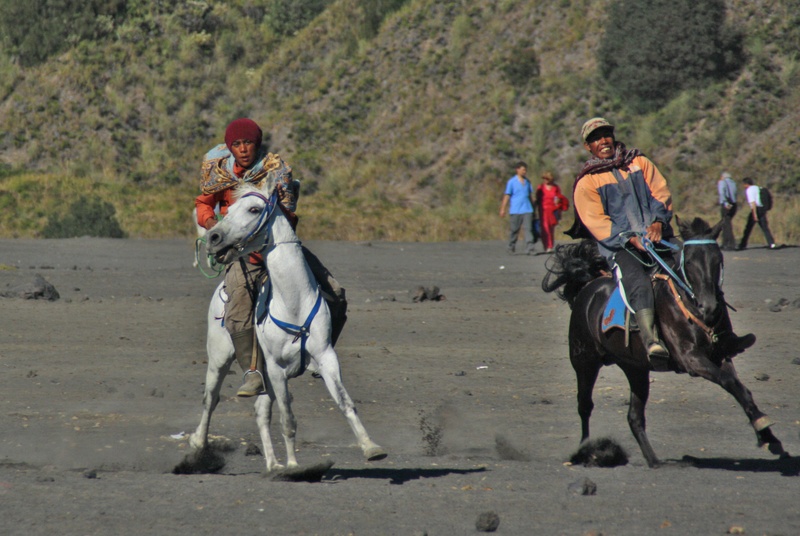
left=601, top=286, right=630, bottom=333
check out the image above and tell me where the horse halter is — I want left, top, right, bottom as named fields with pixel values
left=233, top=188, right=279, bottom=254
left=680, top=238, right=724, bottom=292
left=653, top=238, right=723, bottom=342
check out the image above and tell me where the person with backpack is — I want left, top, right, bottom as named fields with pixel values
left=736, top=177, right=777, bottom=250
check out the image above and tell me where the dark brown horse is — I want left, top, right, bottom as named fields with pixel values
left=542, top=217, right=785, bottom=467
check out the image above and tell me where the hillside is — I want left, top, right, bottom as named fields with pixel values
left=0, top=0, right=798, bottom=241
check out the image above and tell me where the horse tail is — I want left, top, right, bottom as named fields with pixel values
left=541, top=240, right=610, bottom=308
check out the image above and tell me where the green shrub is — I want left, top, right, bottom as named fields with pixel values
left=0, top=0, right=127, bottom=67
left=501, top=38, right=540, bottom=88
left=265, top=0, right=331, bottom=37
left=42, top=195, right=127, bottom=238
left=598, top=0, right=744, bottom=113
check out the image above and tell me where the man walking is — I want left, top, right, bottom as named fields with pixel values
left=717, top=171, right=738, bottom=250
left=499, top=161, right=537, bottom=255
left=737, top=177, right=777, bottom=250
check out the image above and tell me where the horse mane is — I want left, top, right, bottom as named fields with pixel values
left=542, top=240, right=610, bottom=308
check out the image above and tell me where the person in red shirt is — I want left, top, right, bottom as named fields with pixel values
left=535, top=171, right=569, bottom=253
left=196, top=118, right=346, bottom=396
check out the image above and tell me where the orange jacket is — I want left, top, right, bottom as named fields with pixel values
left=573, top=155, right=672, bottom=259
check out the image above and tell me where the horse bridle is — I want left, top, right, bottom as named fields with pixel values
left=229, top=188, right=280, bottom=255
left=652, top=238, right=723, bottom=341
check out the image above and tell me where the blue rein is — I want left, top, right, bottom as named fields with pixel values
left=643, top=237, right=719, bottom=301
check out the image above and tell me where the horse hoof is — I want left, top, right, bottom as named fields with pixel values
left=753, top=416, right=774, bottom=431
left=364, top=446, right=388, bottom=461
left=187, top=434, right=205, bottom=451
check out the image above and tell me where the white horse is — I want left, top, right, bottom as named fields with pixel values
left=188, top=184, right=386, bottom=471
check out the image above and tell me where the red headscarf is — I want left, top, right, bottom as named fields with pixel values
left=224, top=118, right=262, bottom=151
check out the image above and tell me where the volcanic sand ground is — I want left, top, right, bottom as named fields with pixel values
left=0, top=237, right=799, bottom=535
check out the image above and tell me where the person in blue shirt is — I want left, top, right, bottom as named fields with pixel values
left=499, top=161, right=538, bottom=255
left=717, top=171, right=738, bottom=250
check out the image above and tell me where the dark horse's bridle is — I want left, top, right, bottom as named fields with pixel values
left=648, top=238, right=721, bottom=342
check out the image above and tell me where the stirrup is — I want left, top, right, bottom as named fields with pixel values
left=237, top=369, right=266, bottom=397
left=647, top=341, right=671, bottom=371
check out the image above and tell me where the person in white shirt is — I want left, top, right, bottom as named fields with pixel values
left=736, top=177, right=776, bottom=250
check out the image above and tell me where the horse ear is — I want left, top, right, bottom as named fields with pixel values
left=674, top=215, right=687, bottom=238
left=710, top=219, right=724, bottom=240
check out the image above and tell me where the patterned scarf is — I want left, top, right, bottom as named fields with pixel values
left=576, top=142, right=643, bottom=181
left=200, top=145, right=292, bottom=195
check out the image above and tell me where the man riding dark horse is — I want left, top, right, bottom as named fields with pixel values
left=566, top=117, right=755, bottom=370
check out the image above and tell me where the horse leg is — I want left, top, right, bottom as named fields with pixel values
left=189, top=326, right=234, bottom=451
left=253, top=390, right=285, bottom=471
left=315, top=347, right=387, bottom=461
left=572, top=358, right=601, bottom=443
left=620, top=365, right=661, bottom=467
left=265, top=362, right=298, bottom=469
left=712, top=359, right=785, bottom=456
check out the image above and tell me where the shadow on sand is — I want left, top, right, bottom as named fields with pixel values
left=678, top=454, right=800, bottom=477
left=325, top=466, right=488, bottom=485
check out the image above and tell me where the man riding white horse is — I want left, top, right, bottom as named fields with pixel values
left=195, top=118, right=347, bottom=396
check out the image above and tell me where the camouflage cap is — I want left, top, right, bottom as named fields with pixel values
left=581, top=117, right=614, bottom=141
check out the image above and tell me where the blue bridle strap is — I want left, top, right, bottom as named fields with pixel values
left=680, top=238, right=722, bottom=291
left=644, top=237, right=721, bottom=302
left=238, top=189, right=279, bottom=251
left=268, top=290, right=323, bottom=376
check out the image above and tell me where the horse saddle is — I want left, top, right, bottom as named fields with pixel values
left=601, top=286, right=637, bottom=334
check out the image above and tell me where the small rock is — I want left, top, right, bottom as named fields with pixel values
left=245, top=443, right=262, bottom=456
left=83, top=469, right=98, bottom=479
left=0, top=274, right=60, bottom=301
left=568, top=477, right=597, bottom=496
left=475, top=511, right=500, bottom=532
left=754, top=372, right=770, bottom=381
left=791, top=358, right=800, bottom=366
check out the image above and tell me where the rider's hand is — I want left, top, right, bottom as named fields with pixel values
left=646, top=221, right=663, bottom=243
left=204, top=217, right=217, bottom=230
left=628, top=236, right=645, bottom=251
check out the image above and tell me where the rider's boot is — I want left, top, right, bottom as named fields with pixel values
left=230, top=328, right=265, bottom=397
left=634, top=308, right=671, bottom=370
left=713, top=307, right=756, bottom=359
left=327, top=288, right=348, bottom=347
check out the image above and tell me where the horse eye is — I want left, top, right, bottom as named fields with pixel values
left=248, top=206, right=261, bottom=214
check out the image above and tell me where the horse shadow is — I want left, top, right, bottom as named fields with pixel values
left=324, top=466, right=487, bottom=485
left=676, top=454, right=800, bottom=477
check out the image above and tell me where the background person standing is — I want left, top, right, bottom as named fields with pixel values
left=717, top=171, right=738, bottom=250
left=535, top=171, right=569, bottom=253
left=499, top=161, right=537, bottom=255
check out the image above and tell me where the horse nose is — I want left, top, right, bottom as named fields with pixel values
left=207, top=230, right=223, bottom=247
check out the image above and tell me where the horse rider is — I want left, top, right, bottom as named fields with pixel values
left=566, top=117, right=755, bottom=369
left=195, top=118, right=347, bottom=396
